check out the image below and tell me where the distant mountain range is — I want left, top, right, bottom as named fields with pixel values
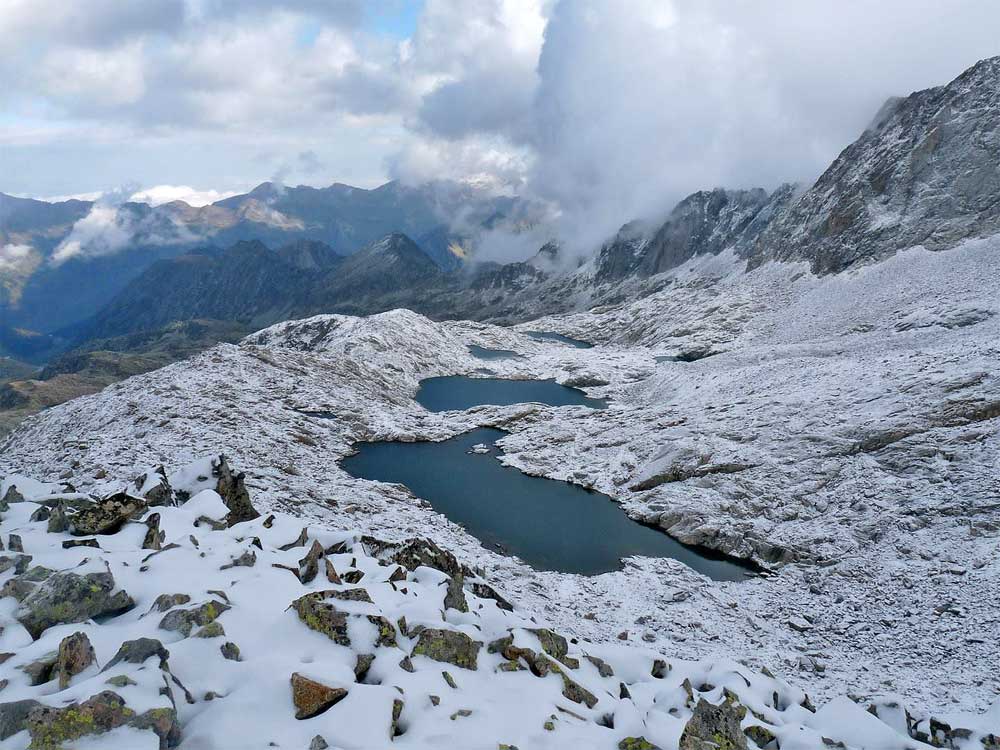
left=2, top=55, right=998, bottom=431
left=0, top=179, right=529, bottom=345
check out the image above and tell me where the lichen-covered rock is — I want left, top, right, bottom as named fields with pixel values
left=213, top=455, right=260, bottom=526
left=0, top=553, right=31, bottom=576
left=744, top=724, right=778, bottom=748
left=158, top=600, right=230, bottom=637
left=546, top=659, right=598, bottom=708
left=0, top=699, right=41, bottom=741
left=412, top=629, right=481, bottom=670
left=679, top=697, right=748, bottom=750
left=25, top=690, right=180, bottom=750
left=46, top=505, right=68, bottom=533
left=220, top=642, right=241, bottom=661
left=69, top=493, right=145, bottom=536
left=16, top=568, right=134, bottom=640
left=194, top=621, right=226, bottom=638
left=290, top=673, right=348, bottom=720
left=290, top=591, right=354, bottom=646
left=585, top=654, right=615, bottom=678
left=55, top=632, right=96, bottom=689
left=619, top=738, right=661, bottom=750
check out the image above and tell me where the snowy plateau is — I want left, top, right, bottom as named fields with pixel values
left=0, top=230, right=998, bottom=749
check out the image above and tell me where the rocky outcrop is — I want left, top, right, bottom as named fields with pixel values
left=596, top=186, right=797, bottom=281
left=752, top=56, right=1000, bottom=272
left=68, top=492, right=145, bottom=536
left=411, top=628, right=481, bottom=670
left=15, top=567, right=134, bottom=639
left=290, top=673, right=348, bottom=720
left=25, top=690, right=179, bottom=750
left=55, top=631, right=96, bottom=689
left=212, top=455, right=259, bottom=526
left=679, top=698, right=748, bottom=750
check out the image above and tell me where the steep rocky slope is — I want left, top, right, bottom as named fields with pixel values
left=752, top=56, right=1000, bottom=272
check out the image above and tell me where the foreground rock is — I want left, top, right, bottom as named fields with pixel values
left=0, top=457, right=995, bottom=749
left=15, top=567, right=134, bottom=639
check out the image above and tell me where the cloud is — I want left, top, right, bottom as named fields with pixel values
left=509, top=0, right=1000, bottom=256
left=0, top=243, right=35, bottom=271
left=50, top=203, right=135, bottom=266
left=128, top=185, right=239, bottom=206
left=4, top=0, right=1000, bottom=264
left=50, top=187, right=199, bottom=266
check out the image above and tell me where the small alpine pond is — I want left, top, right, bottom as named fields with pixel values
left=415, top=376, right=607, bottom=412
left=524, top=331, right=593, bottom=348
left=468, top=344, right=522, bottom=361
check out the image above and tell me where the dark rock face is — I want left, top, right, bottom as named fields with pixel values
left=0, top=699, right=42, bottom=741
left=212, top=455, right=260, bottom=527
left=137, top=467, right=175, bottom=507
left=753, top=56, right=1000, bottom=273
left=16, top=568, right=134, bottom=640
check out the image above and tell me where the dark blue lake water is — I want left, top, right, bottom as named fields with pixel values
left=524, top=331, right=593, bottom=348
left=416, top=376, right=607, bottom=412
left=468, top=345, right=522, bottom=361
left=341, top=427, right=755, bottom=579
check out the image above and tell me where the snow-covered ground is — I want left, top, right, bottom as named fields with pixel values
left=1, top=236, right=999, bottom=743
left=5, top=468, right=995, bottom=749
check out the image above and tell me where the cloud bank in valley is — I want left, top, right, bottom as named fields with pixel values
left=3, top=0, right=1000, bottom=261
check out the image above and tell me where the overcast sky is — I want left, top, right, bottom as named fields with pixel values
left=2, top=0, right=999, bottom=246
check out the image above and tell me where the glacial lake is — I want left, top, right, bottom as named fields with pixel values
left=468, top=344, right=522, bottom=361
left=341, top=427, right=755, bottom=579
left=524, top=331, right=593, bottom=348
left=416, top=376, right=607, bottom=412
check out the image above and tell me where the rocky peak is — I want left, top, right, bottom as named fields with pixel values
left=751, top=55, right=1000, bottom=273
left=595, top=187, right=789, bottom=282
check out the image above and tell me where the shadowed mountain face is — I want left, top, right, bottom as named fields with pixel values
left=76, top=240, right=340, bottom=341
left=0, top=180, right=527, bottom=337
left=75, top=234, right=447, bottom=341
